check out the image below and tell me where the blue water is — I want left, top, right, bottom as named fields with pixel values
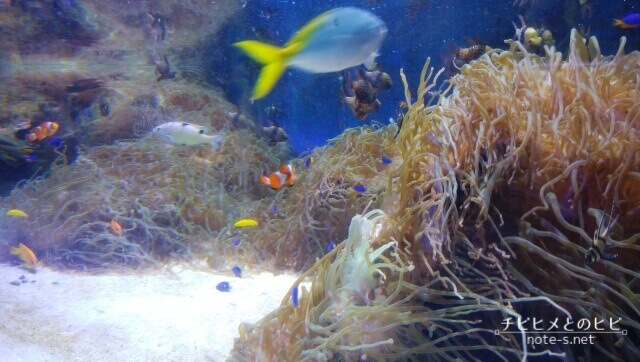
left=210, top=0, right=639, bottom=154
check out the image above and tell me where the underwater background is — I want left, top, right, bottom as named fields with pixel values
left=1, top=0, right=640, bottom=361
left=218, top=0, right=640, bottom=153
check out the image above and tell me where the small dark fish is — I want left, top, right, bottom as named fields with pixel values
left=291, top=285, right=299, bottom=308
left=48, top=137, right=64, bottom=148
left=66, top=78, right=104, bottom=93
left=394, top=112, right=404, bottom=139
left=232, top=239, right=241, bottom=247
left=156, top=54, right=177, bottom=82
left=264, top=104, right=284, bottom=118
left=380, top=157, right=392, bottom=165
left=148, top=13, right=167, bottom=41
left=232, top=265, right=242, bottom=278
left=216, top=281, right=231, bottom=292
left=352, top=184, right=367, bottom=193
left=327, top=241, right=335, bottom=251
left=271, top=205, right=278, bottom=215
left=586, top=210, right=621, bottom=265
left=98, top=96, right=110, bottom=117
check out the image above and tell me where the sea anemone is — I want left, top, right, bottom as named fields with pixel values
left=231, top=29, right=640, bottom=360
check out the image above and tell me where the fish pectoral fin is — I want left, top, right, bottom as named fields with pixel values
left=253, top=62, right=287, bottom=100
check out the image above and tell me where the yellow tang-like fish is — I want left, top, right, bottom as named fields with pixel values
left=234, top=219, right=259, bottom=228
left=6, top=209, right=28, bottom=218
left=10, top=243, right=38, bottom=268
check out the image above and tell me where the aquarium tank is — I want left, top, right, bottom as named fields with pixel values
left=0, top=0, right=639, bottom=361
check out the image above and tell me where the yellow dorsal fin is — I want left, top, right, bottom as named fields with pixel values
left=285, top=9, right=332, bottom=47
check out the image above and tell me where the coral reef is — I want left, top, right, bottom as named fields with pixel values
left=0, top=0, right=246, bottom=193
left=0, top=123, right=286, bottom=269
left=230, top=30, right=640, bottom=360
left=0, top=0, right=290, bottom=267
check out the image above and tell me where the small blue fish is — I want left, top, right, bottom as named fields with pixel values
left=291, top=285, right=299, bottom=308
left=304, top=156, right=314, bottom=168
left=48, top=137, right=64, bottom=148
left=380, top=157, right=392, bottom=165
left=232, top=265, right=242, bottom=278
left=614, top=13, right=640, bottom=29
left=24, top=155, right=38, bottom=163
left=232, top=239, right=241, bottom=247
left=216, top=281, right=231, bottom=292
left=352, top=184, right=367, bottom=193
left=327, top=241, right=335, bottom=251
left=271, top=205, right=278, bottom=215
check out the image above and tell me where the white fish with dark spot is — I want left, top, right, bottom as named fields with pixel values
left=153, top=121, right=225, bottom=148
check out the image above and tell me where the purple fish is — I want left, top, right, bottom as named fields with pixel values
left=24, top=155, right=38, bottom=163
left=352, top=184, right=367, bottom=193
left=380, top=157, right=392, bottom=165
left=291, top=285, right=299, bottom=308
left=615, top=13, right=640, bottom=28
left=327, top=241, right=335, bottom=252
left=232, top=265, right=241, bottom=278
left=232, top=239, right=241, bottom=247
left=216, top=281, right=231, bottom=292
left=48, top=137, right=64, bottom=148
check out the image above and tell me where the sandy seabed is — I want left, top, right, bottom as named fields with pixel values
left=0, top=264, right=298, bottom=361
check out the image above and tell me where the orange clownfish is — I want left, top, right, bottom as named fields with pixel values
left=10, top=243, right=38, bottom=268
left=26, top=121, right=59, bottom=142
left=260, top=164, right=297, bottom=190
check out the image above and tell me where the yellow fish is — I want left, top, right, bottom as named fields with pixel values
left=6, top=209, right=28, bottom=218
left=234, top=219, right=259, bottom=228
left=234, top=7, right=387, bottom=100
left=10, top=243, right=38, bottom=268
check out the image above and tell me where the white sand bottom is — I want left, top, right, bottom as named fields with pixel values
left=0, top=264, right=297, bottom=361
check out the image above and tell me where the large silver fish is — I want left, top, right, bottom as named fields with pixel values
left=234, top=7, right=387, bottom=100
left=153, top=121, right=225, bottom=148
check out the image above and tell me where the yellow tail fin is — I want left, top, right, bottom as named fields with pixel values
left=613, top=19, right=635, bottom=29
left=233, top=40, right=287, bottom=100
